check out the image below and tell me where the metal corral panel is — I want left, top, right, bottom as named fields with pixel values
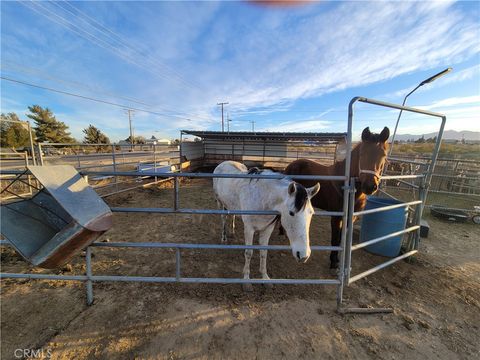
left=1, top=165, right=112, bottom=268
left=138, top=163, right=176, bottom=173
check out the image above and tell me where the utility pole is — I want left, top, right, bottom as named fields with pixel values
left=217, top=102, right=228, bottom=132
left=124, top=109, right=135, bottom=151
left=227, top=112, right=232, bottom=133
left=250, top=120, right=255, bottom=132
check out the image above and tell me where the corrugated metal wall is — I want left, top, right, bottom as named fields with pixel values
left=180, top=137, right=346, bottom=170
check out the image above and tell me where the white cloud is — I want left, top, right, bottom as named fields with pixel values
left=259, top=119, right=331, bottom=132
left=394, top=96, right=480, bottom=133
left=204, top=1, right=479, bottom=111
left=386, top=65, right=480, bottom=99
left=418, top=95, right=480, bottom=110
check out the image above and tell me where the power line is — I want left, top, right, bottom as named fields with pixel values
left=40, top=1, right=196, bottom=89
left=1, top=75, right=194, bottom=121
left=0, top=61, right=211, bottom=121
left=1, top=62, right=213, bottom=121
left=1, top=61, right=152, bottom=107
left=57, top=0, right=202, bottom=91
left=22, top=1, right=174, bottom=85
left=21, top=1, right=201, bottom=92
left=22, top=1, right=202, bottom=93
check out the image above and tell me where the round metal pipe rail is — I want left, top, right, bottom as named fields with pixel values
left=353, top=200, right=422, bottom=216
left=379, top=174, right=424, bottom=180
left=89, top=241, right=342, bottom=251
left=350, top=226, right=420, bottom=251
left=82, top=170, right=347, bottom=181
left=110, top=207, right=344, bottom=217
left=348, top=250, right=418, bottom=284
left=0, top=273, right=341, bottom=285
left=0, top=168, right=346, bottom=181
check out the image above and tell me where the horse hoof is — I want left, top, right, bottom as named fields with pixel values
left=242, top=283, right=253, bottom=292
left=329, top=267, right=339, bottom=276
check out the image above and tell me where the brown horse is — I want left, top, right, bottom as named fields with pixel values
left=284, top=127, right=390, bottom=271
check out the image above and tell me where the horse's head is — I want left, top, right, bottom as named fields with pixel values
left=279, top=182, right=320, bottom=263
left=358, top=126, right=389, bottom=195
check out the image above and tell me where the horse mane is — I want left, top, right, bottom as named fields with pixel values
left=247, top=167, right=263, bottom=175
left=248, top=166, right=308, bottom=211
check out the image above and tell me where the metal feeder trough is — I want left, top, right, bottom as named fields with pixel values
left=1, top=165, right=113, bottom=268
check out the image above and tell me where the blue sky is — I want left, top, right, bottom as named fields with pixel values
left=1, top=1, right=479, bottom=142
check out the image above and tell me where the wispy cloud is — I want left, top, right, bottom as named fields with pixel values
left=206, top=1, right=479, bottom=111
left=418, top=95, right=480, bottom=110
left=259, top=119, right=332, bottom=132
left=385, top=65, right=480, bottom=99
left=394, top=95, right=480, bottom=133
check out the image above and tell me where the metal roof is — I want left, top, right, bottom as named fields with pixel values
left=181, top=130, right=346, bottom=141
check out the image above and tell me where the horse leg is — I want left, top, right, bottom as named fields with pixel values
left=231, top=215, right=236, bottom=237
left=258, top=224, right=275, bottom=289
left=329, top=216, right=342, bottom=274
left=217, top=200, right=227, bottom=243
left=242, top=226, right=255, bottom=292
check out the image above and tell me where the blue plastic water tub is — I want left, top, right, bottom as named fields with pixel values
left=359, top=197, right=408, bottom=257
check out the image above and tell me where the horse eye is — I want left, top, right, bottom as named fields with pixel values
left=289, top=211, right=295, bottom=217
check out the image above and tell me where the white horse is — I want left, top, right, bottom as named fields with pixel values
left=213, top=161, right=320, bottom=290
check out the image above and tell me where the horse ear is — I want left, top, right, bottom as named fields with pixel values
left=361, top=127, right=371, bottom=142
left=379, top=127, right=390, bottom=142
left=307, top=183, right=320, bottom=198
left=288, top=182, right=296, bottom=196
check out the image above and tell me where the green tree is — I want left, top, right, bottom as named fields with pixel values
left=83, top=124, right=110, bottom=144
left=0, top=113, right=33, bottom=148
left=27, top=105, right=74, bottom=143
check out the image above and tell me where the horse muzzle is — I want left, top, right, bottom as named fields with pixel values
left=361, top=182, right=378, bottom=195
left=295, top=250, right=310, bottom=263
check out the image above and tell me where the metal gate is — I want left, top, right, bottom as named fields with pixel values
left=342, top=97, right=446, bottom=294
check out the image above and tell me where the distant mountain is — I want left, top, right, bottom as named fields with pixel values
left=394, top=130, right=480, bottom=141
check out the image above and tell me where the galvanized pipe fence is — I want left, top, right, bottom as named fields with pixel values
left=0, top=97, right=446, bottom=311
left=0, top=169, right=348, bottom=306
left=384, top=152, right=480, bottom=215
left=33, top=142, right=180, bottom=197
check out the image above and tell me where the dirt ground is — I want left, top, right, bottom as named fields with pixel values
left=1, top=179, right=479, bottom=360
